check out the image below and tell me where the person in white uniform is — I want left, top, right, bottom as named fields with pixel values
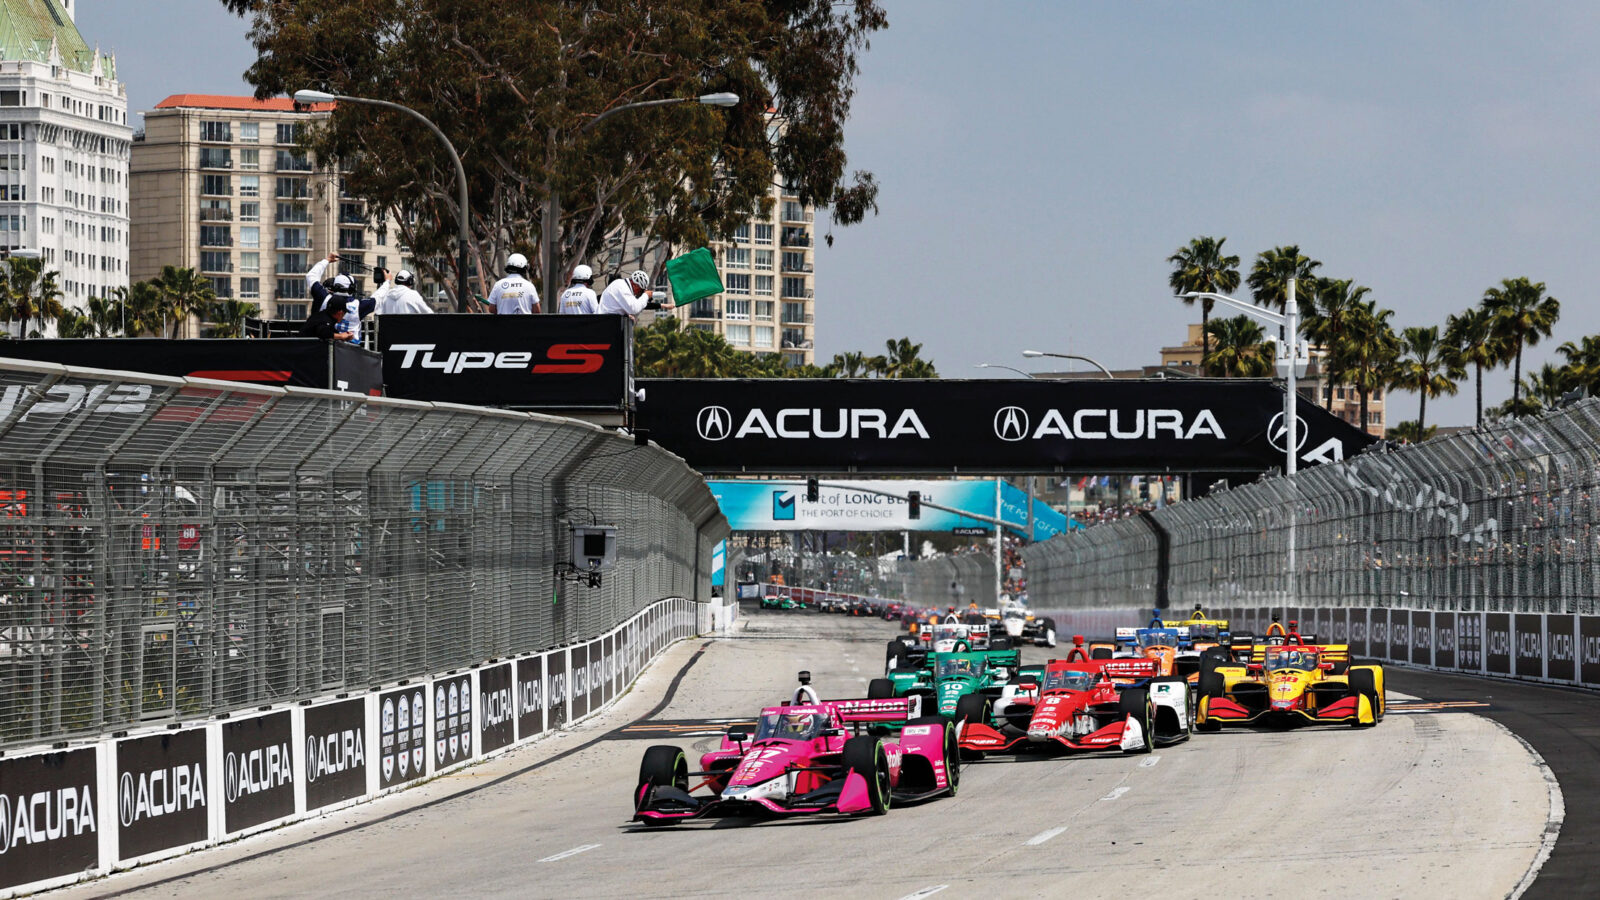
left=558, top=265, right=600, bottom=314
left=372, top=269, right=434, bottom=315
left=597, top=269, right=653, bottom=319
left=486, top=253, right=540, bottom=314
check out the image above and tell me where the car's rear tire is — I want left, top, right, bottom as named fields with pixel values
left=842, top=736, right=890, bottom=814
left=1119, top=689, right=1154, bottom=754
left=867, top=677, right=895, bottom=699
left=886, top=639, right=910, bottom=671
left=639, top=745, right=687, bottom=790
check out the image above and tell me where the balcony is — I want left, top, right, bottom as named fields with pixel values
left=780, top=230, right=811, bottom=248
left=201, top=262, right=234, bottom=274
left=688, top=308, right=721, bottom=320
left=199, top=151, right=234, bottom=170
left=781, top=312, right=814, bottom=325
left=277, top=187, right=310, bottom=200
left=275, top=153, right=313, bottom=172
left=199, top=236, right=233, bottom=248
left=781, top=205, right=812, bottom=223
left=199, top=208, right=233, bottom=222
left=781, top=287, right=813, bottom=300
left=780, top=261, right=813, bottom=274
left=277, top=209, right=312, bottom=224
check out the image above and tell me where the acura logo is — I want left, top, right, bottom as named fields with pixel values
left=994, top=406, right=1030, bottom=441
left=1266, top=411, right=1310, bottom=452
left=697, top=406, right=732, bottom=441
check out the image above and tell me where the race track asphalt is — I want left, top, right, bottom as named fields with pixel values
left=54, top=608, right=1551, bottom=900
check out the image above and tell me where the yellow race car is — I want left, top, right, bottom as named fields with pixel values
left=1195, top=639, right=1384, bottom=730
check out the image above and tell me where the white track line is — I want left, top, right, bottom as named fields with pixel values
left=897, top=886, right=949, bottom=900
left=1099, top=786, right=1131, bottom=801
left=539, top=844, right=600, bottom=863
left=1024, top=826, right=1068, bottom=846
left=1139, top=755, right=1161, bottom=768
left=1493, top=720, right=1564, bottom=900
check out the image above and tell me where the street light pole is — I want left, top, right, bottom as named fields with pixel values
left=1179, top=281, right=1304, bottom=609
left=1020, top=350, right=1116, bottom=378
left=542, top=92, right=739, bottom=313
left=975, top=363, right=1035, bottom=379
left=294, top=90, right=472, bottom=312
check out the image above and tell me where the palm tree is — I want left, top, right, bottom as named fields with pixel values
left=1390, top=325, right=1464, bottom=433
left=154, top=266, right=216, bottom=338
left=826, top=351, right=871, bottom=378
left=1444, top=307, right=1502, bottom=428
left=122, top=281, right=167, bottom=337
left=875, top=338, right=936, bottom=379
left=3, top=258, right=65, bottom=339
left=1495, top=363, right=1567, bottom=417
left=1247, top=245, right=1322, bottom=315
left=1556, top=334, right=1600, bottom=397
left=1483, top=277, right=1560, bottom=408
left=55, top=309, right=94, bottom=338
left=1339, top=300, right=1400, bottom=433
left=86, top=292, right=124, bottom=337
left=1168, top=236, right=1241, bottom=372
left=205, top=299, right=262, bottom=338
left=1299, top=277, right=1371, bottom=407
left=1386, top=420, right=1437, bottom=443
left=1203, top=315, right=1275, bottom=377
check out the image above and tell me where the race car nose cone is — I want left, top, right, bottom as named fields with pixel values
left=1272, top=699, right=1294, bottom=710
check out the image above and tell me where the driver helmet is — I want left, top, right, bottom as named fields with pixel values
left=784, top=713, right=814, bottom=736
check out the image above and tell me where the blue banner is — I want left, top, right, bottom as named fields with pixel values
left=707, top=479, right=1074, bottom=539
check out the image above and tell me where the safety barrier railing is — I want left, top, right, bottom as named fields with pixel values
left=0, top=359, right=727, bottom=750
left=894, top=554, right=995, bottom=608
left=1024, top=397, right=1600, bottom=618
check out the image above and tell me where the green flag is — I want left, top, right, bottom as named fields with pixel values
left=664, top=247, right=723, bottom=307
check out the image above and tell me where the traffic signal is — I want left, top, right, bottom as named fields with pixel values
left=806, top=477, right=819, bottom=502
left=907, top=490, right=921, bottom=520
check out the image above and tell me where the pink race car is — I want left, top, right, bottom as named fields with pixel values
left=632, top=673, right=959, bottom=825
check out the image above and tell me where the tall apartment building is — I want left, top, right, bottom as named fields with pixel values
left=0, top=0, right=132, bottom=324
left=131, top=94, right=439, bottom=328
left=612, top=178, right=817, bottom=367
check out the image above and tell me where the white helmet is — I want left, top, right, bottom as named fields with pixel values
left=571, top=264, right=593, bottom=283
left=627, top=270, right=650, bottom=291
left=506, top=252, right=529, bottom=273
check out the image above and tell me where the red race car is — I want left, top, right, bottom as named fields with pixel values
left=959, top=658, right=1191, bottom=755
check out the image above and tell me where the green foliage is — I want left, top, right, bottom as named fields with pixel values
left=1385, top=420, right=1438, bottom=443
left=154, top=266, right=217, bottom=339
left=1391, top=325, right=1464, bottom=432
left=1168, top=236, right=1241, bottom=372
left=1202, top=315, right=1274, bottom=378
left=0, top=257, right=65, bottom=340
left=221, top=0, right=886, bottom=300
left=634, top=317, right=935, bottom=379
left=1247, top=245, right=1321, bottom=313
left=205, top=299, right=263, bottom=338
left=1483, top=277, right=1560, bottom=408
left=1444, top=306, right=1502, bottom=427
left=1298, top=277, right=1370, bottom=406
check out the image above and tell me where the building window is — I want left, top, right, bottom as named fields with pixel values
left=781, top=251, right=809, bottom=273
left=238, top=202, right=260, bottom=222
left=277, top=253, right=308, bottom=275
left=276, top=301, right=308, bottom=320
left=239, top=175, right=260, bottom=197
left=201, top=174, right=231, bottom=196
left=240, top=251, right=260, bottom=272
left=783, top=328, right=807, bottom=348
left=754, top=223, right=774, bottom=245
left=725, top=273, right=751, bottom=296
left=689, top=298, right=718, bottom=319
left=0, top=124, right=22, bottom=140
left=338, top=228, right=365, bottom=250
left=724, top=247, right=750, bottom=268
left=275, top=149, right=312, bottom=172
left=339, top=202, right=365, bottom=225
left=275, top=177, right=308, bottom=199
left=239, top=122, right=259, bottom=143
left=755, top=275, right=774, bottom=295
left=277, top=227, right=309, bottom=249
left=199, top=121, right=232, bottom=142
left=781, top=277, right=808, bottom=299
left=240, top=277, right=260, bottom=299
left=732, top=223, right=750, bottom=243
left=199, top=225, right=231, bottom=247
left=239, top=148, right=259, bottom=170
left=781, top=202, right=809, bottom=222
left=755, top=300, right=774, bottom=320
left=782, top=301, right=808, bottom=323
left=754, top=326, right=775, bottom=349
left=199, top=199, right=231, bottom=222
left=277, top=202, right=311, bottom=223
left=726, top=324, right=751, bottom=345
left=725, top=298, right=751, bottom=320
left=276, top=123, right=304, bottom=145
left=0, top=154, right=25, bottom=170
left=239, top=227, right=261, bottom=249
left=0, top=91, right=21, bottom=107
left=200, top=251, right=231, bottom=273
left=208, top=277, right=232, bottom=297
left=754, top=249, right=773, bottom=271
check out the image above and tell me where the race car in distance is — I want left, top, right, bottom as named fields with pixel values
left=633, top=674, right=959, bottom=825
left=1196, top=639, right=1384, bottom=730
left=869, top=649, right=1024, bottom=719
left=988, top=605, right=1059, bottom=648
left=760, top=591, right=806, bottom=610
left=959, top=657, right=1190, bottom=756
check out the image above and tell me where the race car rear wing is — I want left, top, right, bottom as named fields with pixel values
left=1246, top=644, right=1352, bottom=666
left=832, top=696, right=922, bottom=725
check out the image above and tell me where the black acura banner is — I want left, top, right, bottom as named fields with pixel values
left=379, top=315, right=632, bottom=410
left=116, top=730, right=208, bottom=861
left=0, top=748, right=99, bottom=890
left=637, top=378, right=1377, bottom=474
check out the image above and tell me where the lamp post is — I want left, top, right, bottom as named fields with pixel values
left=975, top=363, right=1035, bottom=379
left=1020, top=349, right=1116, bottom=378
left=542, top=92, right=739, bottom=312
left=1179, top=280, right=1308, bottom=609
left=294, top=90, right=472, bottom=312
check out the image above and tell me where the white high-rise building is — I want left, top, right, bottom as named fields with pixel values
left=0, top=0, right=132, bottom=320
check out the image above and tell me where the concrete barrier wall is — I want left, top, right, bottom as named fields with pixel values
left=0, top=597, right=699, bottom=897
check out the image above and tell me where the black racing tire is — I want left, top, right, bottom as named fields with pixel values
left=1119, top=688, right=1154, bottom=754
left=639, top=745, right=688, bottom=790
left=1198, top=652, right=1228, bottom=699
left=886, top=639, right=911, bottom=671
left=990, top=634, right=1013, bottom=651
left=954, top=693, right=991, bottom=760
left=842, top=736, right=891, bottom=814
left=907, top=714, right=959, bottom=795
left=1348, top=669, right=1382, bottom=727
left=867, top=677, right=896, bottom=699
left=1041, top=619, right=1058, bottom=648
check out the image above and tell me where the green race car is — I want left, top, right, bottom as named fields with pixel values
left=760, top=593, right=806, bottom=610
left=868, top=650, right=1023, bottom=720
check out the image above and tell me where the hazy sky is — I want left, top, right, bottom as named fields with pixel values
left=80, top=1, right=1600, bottom=427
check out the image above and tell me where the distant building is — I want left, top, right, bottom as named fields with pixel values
left=131, top=94, right=445, bottom=332
left=0, top=0, right=132, bottom=326
left=609, top=177, right=817, bottom=367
